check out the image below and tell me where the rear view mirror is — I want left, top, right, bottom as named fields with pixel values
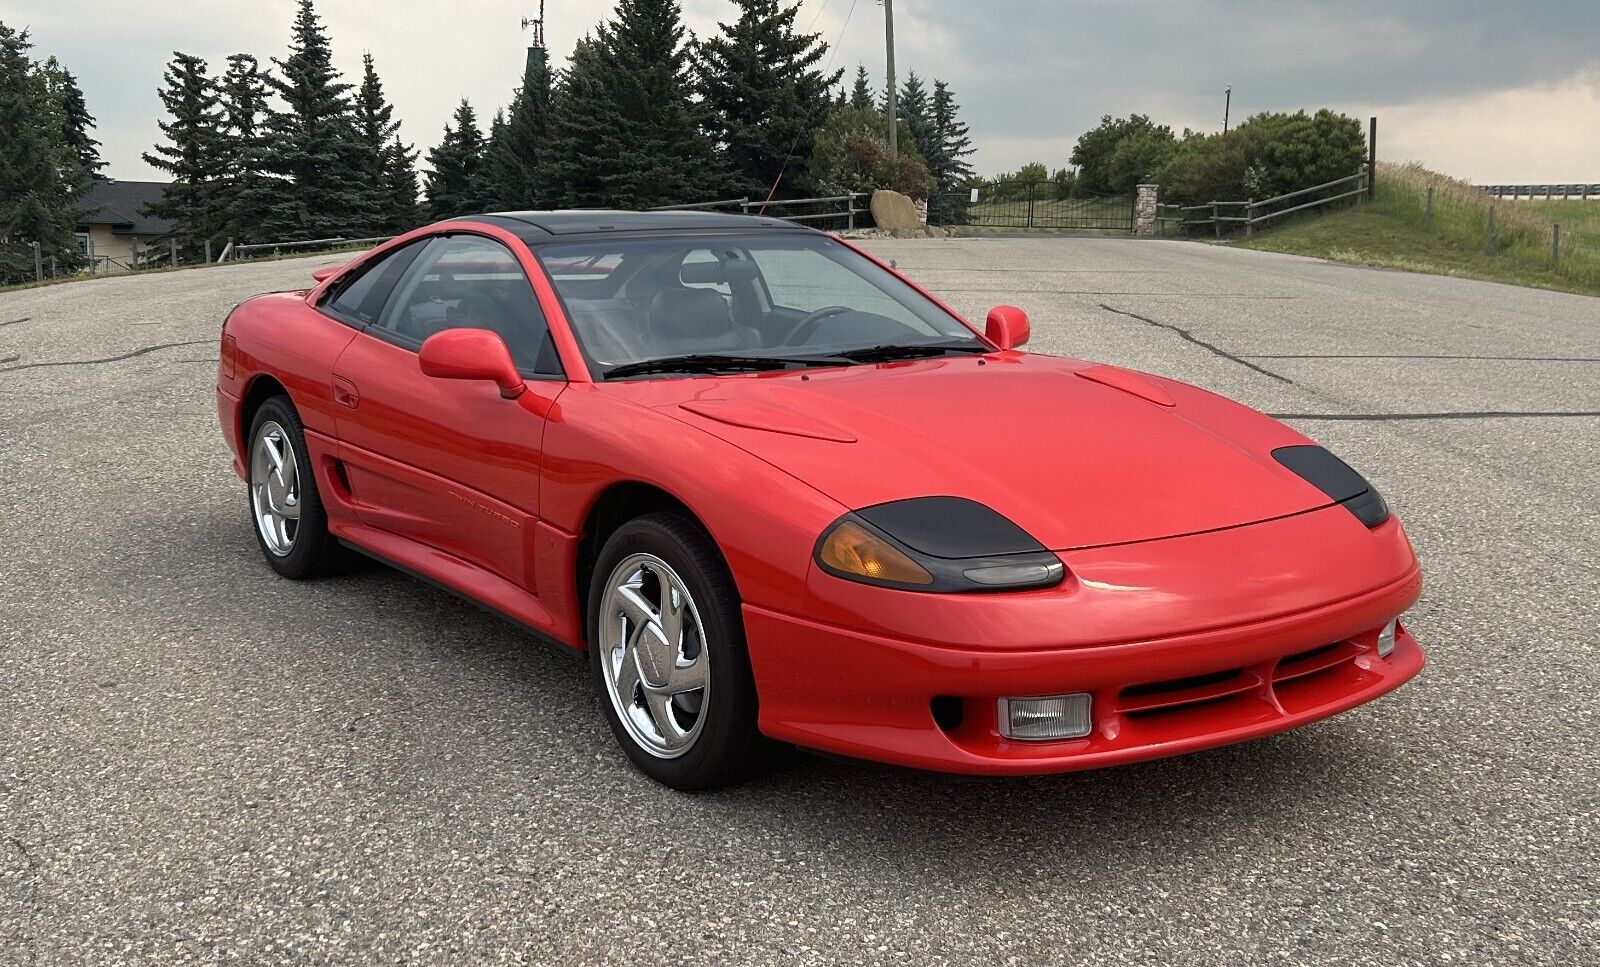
left=419, top=328, right=526, bottom=399
left=985, top=305, right=1031, bottom=351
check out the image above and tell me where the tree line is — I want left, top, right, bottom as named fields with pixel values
left=0, top=0, right=978, bottom=280
left=996, top=109, right=1367, bottom=206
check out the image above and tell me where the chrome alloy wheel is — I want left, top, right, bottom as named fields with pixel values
left=250, top=420, right=301, bottom=557
left=598, top=553, right=711, bottom=759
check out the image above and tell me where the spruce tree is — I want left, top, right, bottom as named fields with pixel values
left=488, top=50, right=555, bottom=210
left=849, top=65, right=874, bottom=111
left=142, top=52, right=229, bottom=246
left=354, top=53, right=407, bottom=231
left=0, top=23, right=81, bottom=281
left=259, top=0, right=372, bottom=239
left=895, top=72, right=935, bottom=160
left=545, top=0, right=727, bottom=209
left=695, top=0, right=841, bottom=197
left=42, top=57, right=103, bottom=184
left=424, top=100, right=492, bottom=218
left=384, top=136, right=421, bottom=232
left=218, top=53, right=279, bottom=244
left=927, top=79, right=974, bottom=190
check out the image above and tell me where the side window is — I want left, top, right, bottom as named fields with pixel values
left=374, top=235, right=562, bottom=376
left=322, top=240, right=427, bottom=326
left=749, top=247, right=937, bottom=333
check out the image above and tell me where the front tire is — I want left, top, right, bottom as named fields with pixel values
left=247, top=395, right=342, bottom=579
left=588, top=512, right=767, bottom=790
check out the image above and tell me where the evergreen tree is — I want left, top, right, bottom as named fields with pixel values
left=926, top=79, right=974, bottom=190
left=142, top=52, right=228, bottom=245
left=41, top=57, right=103, bottom=183
left=424, top=99, right=492, bottom=218
left=544, top=0, right=727, bottom=209
left=218, top=53, right=279, bottom=243
left=384, top=136, right=421, bottom=232
left=488, top=50, right=555, bottom=210
left=259, top=0, right=373, bottom=238
left=353, top=53, right=408, bottom=230
left=0, top=23, right=82, bottom=281
left=695, top=0, right=842, bottom=197
left=895, top=71, right=935, bottom=159
left=849, top=65, right=873, bottom=111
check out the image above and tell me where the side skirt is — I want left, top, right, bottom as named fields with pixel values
left=334, top=523, right=585, bottom=659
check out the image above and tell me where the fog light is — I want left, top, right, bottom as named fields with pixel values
left=997, top=693, right=1092, bottom=741
left=1377, top=619, right=1398, bottom=658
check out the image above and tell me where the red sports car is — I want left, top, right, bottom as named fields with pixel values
left=217, top=211, right=1424, bottom=789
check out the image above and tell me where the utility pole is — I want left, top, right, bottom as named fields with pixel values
left=884, top=0, right=898, bottom=157
left=1223, top=85, right=1232, bottom=134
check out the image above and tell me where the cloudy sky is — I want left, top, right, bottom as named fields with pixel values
left=5, top=0, right=1597, bottom=184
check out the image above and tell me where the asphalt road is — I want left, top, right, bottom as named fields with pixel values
left=2, top=238, right=1596, bottom=965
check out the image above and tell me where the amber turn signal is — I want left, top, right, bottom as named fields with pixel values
left=818, top=521, right=934, bottom=586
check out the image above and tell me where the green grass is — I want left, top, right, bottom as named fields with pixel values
left=1239, top=162, right=1600, bottom=298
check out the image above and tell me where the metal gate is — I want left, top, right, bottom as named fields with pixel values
left=929, top=181, right=1134, bottom=232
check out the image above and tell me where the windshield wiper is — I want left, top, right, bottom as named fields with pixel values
left=604, top=353, right=852, bottom=380
left=833, top=341, right=988, bottom=364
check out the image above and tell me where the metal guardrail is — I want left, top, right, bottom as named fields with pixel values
left=1478, top=184, right=1598, bottom=200
left=1157, top=170, right=1369, bottom=237
left=229, top=235, right=394, bottom=261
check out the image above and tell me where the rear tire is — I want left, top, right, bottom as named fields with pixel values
left=588, top=512, right=769, bottom=790
left=246, top=395, right=343, bottom=579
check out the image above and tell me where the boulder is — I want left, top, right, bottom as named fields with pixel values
left=870, top=190, right=923, bottom=232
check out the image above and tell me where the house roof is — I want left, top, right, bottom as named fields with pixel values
left=75, top=180, right=176, bottom=236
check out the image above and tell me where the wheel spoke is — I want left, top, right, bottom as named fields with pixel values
left=642, top=687, right=687, bottom=743
left=615, top=584, right=657, bottom=630
left=613, top=644, right=642, bottom=705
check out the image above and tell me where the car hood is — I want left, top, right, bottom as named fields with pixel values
left=623, top=354, right=1333, bottom=550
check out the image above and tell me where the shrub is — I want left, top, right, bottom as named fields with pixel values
left=1071, top=114, right=1175, bottom=194
left=811, top=104, right=933, bottom=199
left=1154, top=109, right=1366, bottom=206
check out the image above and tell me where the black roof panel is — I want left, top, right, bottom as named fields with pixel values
left=445, top=209, right=807, bottom=239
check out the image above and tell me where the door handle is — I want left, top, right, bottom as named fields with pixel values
left=333, top=376, right=360, bottom=409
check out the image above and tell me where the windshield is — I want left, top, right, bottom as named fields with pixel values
left=535, top=233, right=983, bottom=378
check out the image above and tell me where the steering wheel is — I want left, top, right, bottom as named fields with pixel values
left=783, top=306, right=852, bottom=347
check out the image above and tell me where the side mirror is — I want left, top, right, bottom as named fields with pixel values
left=419, top=328, right=526, bottom=400
left=985, top=305, right=1030, bottom=351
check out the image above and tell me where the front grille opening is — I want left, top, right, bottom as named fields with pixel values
left=1282, top=642, right=1340, bottom=665
left=930, top=696, right=965, bottom=733
left=1122, top=669, right=1239, bottom=699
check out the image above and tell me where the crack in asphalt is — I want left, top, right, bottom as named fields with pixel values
left=1, top=317, right=28, bottom=327
left=4, top=833, right=42, bottom=966
left=1268, top=411, right=1600, bottom=421
left=0, top=355, right=17, bottom=366
left=0, top=339, right=211, bottom=374
left=1098, top=303, right=1294, bottom=383
left=1246, top=353, right=1600, bottom=362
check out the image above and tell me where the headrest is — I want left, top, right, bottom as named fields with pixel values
left=649, top=288, right=733, bottom=340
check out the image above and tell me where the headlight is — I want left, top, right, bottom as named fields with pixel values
left=815, top=497, right=1066, bottom=593
left=1272, top=445, right=1390, bottom=528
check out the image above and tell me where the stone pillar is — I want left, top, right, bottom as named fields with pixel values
left=1134, top=184, right=1159, bottom=237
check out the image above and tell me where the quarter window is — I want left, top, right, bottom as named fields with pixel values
left=324, top=240, right=427, bottom=326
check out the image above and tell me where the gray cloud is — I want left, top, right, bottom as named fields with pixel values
left=5, top=0, right=1596, bottom=187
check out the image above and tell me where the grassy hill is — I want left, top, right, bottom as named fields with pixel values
left=1239, top=162, right=1600, bottom=297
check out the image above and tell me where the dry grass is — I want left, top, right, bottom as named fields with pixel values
left=1241, top=161, right=1600, bottom=297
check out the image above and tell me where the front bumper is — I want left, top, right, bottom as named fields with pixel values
left=744, top=565, right=1423, bottom=776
